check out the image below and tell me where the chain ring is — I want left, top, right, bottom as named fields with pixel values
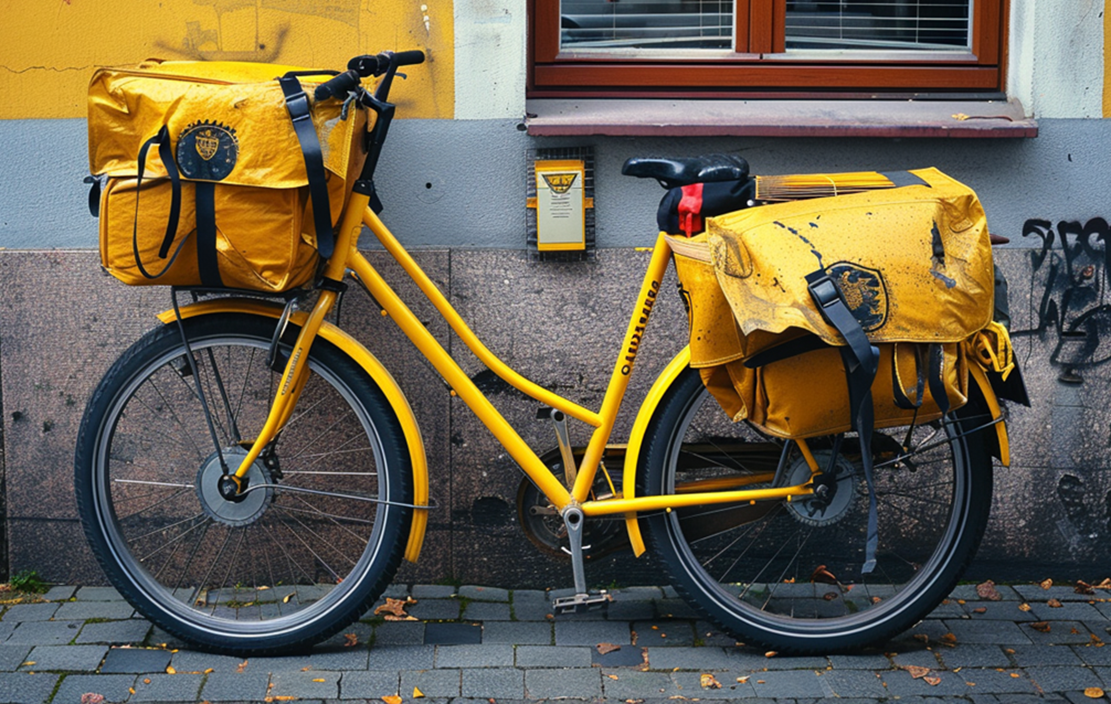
left=785, top=449, right=858, bottom=527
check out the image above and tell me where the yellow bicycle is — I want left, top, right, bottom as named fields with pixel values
left=76, top=50, right=1008, bottom=655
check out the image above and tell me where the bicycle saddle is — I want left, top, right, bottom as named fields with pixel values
left=622, top=154, right=750, bottom=189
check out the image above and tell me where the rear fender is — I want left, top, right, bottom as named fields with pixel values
left=156, top=299, right=430, bottom=563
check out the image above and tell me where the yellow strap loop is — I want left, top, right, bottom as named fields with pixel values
left=966, top=321, right=1015, bottom=381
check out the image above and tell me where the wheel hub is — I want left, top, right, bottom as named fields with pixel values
left=196, top=447, right=274, bottom=527
left=785, top=449, right=857, bottom=527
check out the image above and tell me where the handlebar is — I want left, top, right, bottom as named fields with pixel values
left=313, top=50, right=426, bottom=101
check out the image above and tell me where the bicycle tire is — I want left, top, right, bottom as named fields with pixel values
left=638, top=367, right=993, bottom=653
left=75, top=313, right=412, bottom=654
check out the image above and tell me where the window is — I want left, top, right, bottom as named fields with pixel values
left=530, top=0, right=1006, bottom=97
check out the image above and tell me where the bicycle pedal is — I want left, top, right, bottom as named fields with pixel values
left=552, top=590, right=612, bottom=614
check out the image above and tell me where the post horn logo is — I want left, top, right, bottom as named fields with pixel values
left=824, top=262, right=888, bottom=332
left=542, top=172, right=577, bottom=194
left=176, top=121, right=239, bottom=181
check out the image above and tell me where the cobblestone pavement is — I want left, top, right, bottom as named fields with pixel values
left=2, top=581, right=1109, bottom=703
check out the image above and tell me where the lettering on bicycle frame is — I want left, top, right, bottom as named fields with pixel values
left=621, top=280, right=661, bottom=376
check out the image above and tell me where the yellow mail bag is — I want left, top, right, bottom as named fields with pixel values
left=88, top=60, right=371, bottom=292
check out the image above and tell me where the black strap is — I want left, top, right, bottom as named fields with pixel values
left=743, top=333, right=831, bottom=369
left=927, top=343, right=951, bottom=415
left=133, top=126, right=188, bottom=281
left=278, top=75, right=335, bottom=259
left=806, top=269, right=881, bottom=575
left=891, top=344, right=927, bottom=410
left=193, top=181, right=223, bottom=287
left=879, top=171, right=930, bottom=189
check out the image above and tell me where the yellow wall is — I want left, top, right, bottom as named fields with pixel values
left=1, top=0, right=453, bottom=120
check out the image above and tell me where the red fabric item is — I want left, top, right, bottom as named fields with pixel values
left=678, top=183, right=704, bottom=236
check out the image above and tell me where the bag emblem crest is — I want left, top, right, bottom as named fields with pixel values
left=176, top=121, right=239, bottom=181
left=825, top=262, right=888, bottom=332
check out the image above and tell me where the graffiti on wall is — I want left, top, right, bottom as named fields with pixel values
left=1011, top=217, right=1111, bottom=384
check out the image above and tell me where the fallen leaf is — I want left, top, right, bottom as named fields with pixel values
left=381, top=696, right=402, bottom=704
left=282, top=593, right=294, bottom=603
left=81, top=694, right=105, bottom=704
left=1031, top=621, right=1051, bottom=633
left=143, top=679, right=151, bottom=685
left=383, top=614, right=418, bottom=621
left=765, top=651, right=777, bottom=658
left=1072, top=627, right=1081, bottom=634
left=375, top=598, right=414, bottom=618
left=301, top=667, right=311, bottom=672
left=1047, top=598, right=1063, bottom=608
left=905, top=665, right=930, bottom=679
left=871, top=596, right=882, bottom=604
left=783, top=577, right=795, bottom=583
left=924, top=676, right=941, bottom=686
left=21, top=662, right=34, bottom=667
left=1076, top=580, right=1096, bottom=595
left=596, top=642, right=621, bottom=655
left=756, top=679, right=766, bottom=684
left=914, top=634, right=930, bottom=644
left=1010, top=672, right=1021, bottom=678
left=736, top=676, right=750, bottom=683
left=128, top=689, right=135, bottom=696
left=1093, top=634, right=1105, bottom=645
left=312, top=679, right=325, bottom=683
left=413, top=686, right=425, bottom=698
left=810, top=565, right=838, bottom=584
left=940, top=633, right=958, bottom=647
left=607, top=674, right=619, bottom=680
left=166, top=666, right=176, bottom=674
left=973, top=607, right=987, bottom=614
left=823, top=592, right=838, bottom=601
left=700, top=673, right=722, bottom=689
left=237, top=661, right=248, bottom=673
left=343, top=633, right=359, bottom=647
left=1039, top=578, right=1053, bottom=590
left=204, top=669, right=214, bottom=674
left=1019, top=603, right=1032, bottom=612
left=1098, top=579, right=1111, bottom=590
left=1086, top=687, right=1106, bottom=699
left=976, top=580, right=1002, bottom=601
left=952, top=113, right=970, bottom=121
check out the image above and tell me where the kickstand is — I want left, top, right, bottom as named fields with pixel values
left=551, top=506, right=612, bottom=614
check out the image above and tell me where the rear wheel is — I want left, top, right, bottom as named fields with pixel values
left=75, top=313, right=412, bottom=654
left=638, top=367, right=993, bottom=653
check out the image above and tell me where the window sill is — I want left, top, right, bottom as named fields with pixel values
left=524, top=98, right=1036, bottom=138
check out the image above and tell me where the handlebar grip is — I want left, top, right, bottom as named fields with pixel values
left=392, top=50, right=425, bottom=67
left=313, top=69, right=361, bottom=101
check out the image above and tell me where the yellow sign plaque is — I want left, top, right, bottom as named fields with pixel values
left=535, top=159, right=586, bottom=251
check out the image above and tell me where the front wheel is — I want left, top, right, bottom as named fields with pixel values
left=638, top=367, right=993, bottom=653
left=75, top=313, right=412, bottom=654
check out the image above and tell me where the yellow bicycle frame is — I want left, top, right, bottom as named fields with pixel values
left=161, top=186, right=1010, bottom=563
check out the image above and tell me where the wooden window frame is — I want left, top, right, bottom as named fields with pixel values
left=530, top=0, right=1007, bottom=99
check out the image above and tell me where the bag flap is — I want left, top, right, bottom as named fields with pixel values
left=706, top=168, right=994, bottom=346
left=88, top=60, right=368, bottom=188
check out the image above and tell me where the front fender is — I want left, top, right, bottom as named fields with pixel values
left=622, top=347, right=692, bottom=557
left=157, top=299, right=430, bottom=563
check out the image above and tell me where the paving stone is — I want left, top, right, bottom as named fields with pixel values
left=0, top=672, right=59, bottom=704
left=6, top=620, right=83, bottom=646
left=554, top=620, right=631, bottom=645
left=1019, top=621, right=1096, bottom=645
left=760, top=653, right=833, bottom=671
left=654, top=598, right=699, bottom=619
left=1024, top=665, right=1104, bottom=692
left=382, top=584, right=411, bottom=598
left=19, top=644, right=107, bottom=672
left=53, top=672, right=136, bottom=703
left=515, top=645, right=592, bottom=668
left=1012, top=585, right=1098, bottom=602
left=509, top=591, right=551, bottom=621
left=366, top=645, right=435, bottom=670
left=339, top=669, right=401, bottom=699
left=694, top=621, right=741, bottom=647
left=75, top=619, right=152, bottom=645
left=42, top=586, right=77, bottom=602
left=0, top=621, right=17, bottom=642
left=1073, top=644, right=1111, bottom=666
left=1029, top=601, right=1106, bottom=622
left=950, top=584, right=1021, bottom=601
left=461, top=601, right=511, bottom=621
left=129, top=672, right=205, bottom=702
left=268, top=670, right=341, bottom=699
left=168, top=651, right=245, bottom=673
left=818, top=669, right=888, bottom=698
left=201, top=670, right=272, bottom=701
left=318, top=621, right=374, bottom=649
left=592, top=644, right=645, bottom=668
left=408, top=598, right=461, bottom=621
left=879, top=668, right=975, bottom=697
left=412, top=585, right=457, bottom=599
left=952, top=668, right=1037, bottom=694
left=937, top=644, right=1012, bottom=668
left=145, top=627, right=189, bottom=650
left=601, top=669, right=681, bottom=698
left=373, top=620, right=425, bottom=646
left=826, top=653, right=892, bottom=670
left=0, top=604, right=59, bottom=622
left=459, top=586, right=510, bottom=602
left=55, top=601, right=136, bottom=620
left=0, top=645, right=31, bottom=673
left=928, top=599, right=968, bottom=619
left=613, top=586, right=665, bottom=600
left=460, top=667, right=523, bottom=698
left=943, top=619, right=1032, bottom=644
left=1006, top=643, right=1082, bottom=666
left=101, top=647, right=173, bottom=674
left=524, top=668, right=601, bottom=698
left=605, top=600, right=658, bottom=622
left=644, top=646, right=734, bottom=670
left=75, top=587, right=125, bottom=601
left=425, top=623, right=481, bottom=645
left=633, top=620, right=695, bottom=646
left=480, top=621, right=551, bottom=645
left=255, top=649, right=369, bottom=672
left=435, top=644, right=514, bottom=668
left=399, top=668, right=461, bottom=698
left=888, top=649, right=943, bottom=669
left=745, top=669, right=829, bottom=699
left=963, top=601, right=1038, bottom=621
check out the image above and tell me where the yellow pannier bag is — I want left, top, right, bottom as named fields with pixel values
left=669, top=168, right=1000, bottom=440
left=88, top=60, right=371, bottom=292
